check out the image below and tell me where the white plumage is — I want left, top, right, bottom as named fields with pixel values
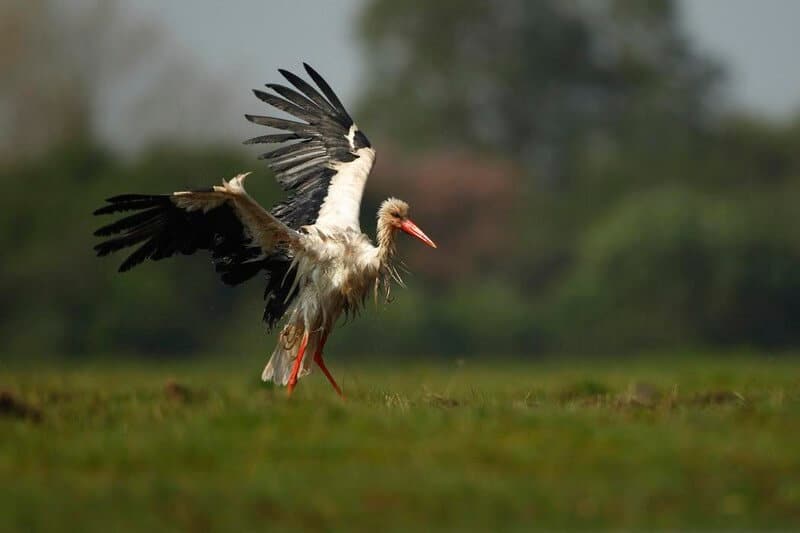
left=316, top=144, right=376, bottom=232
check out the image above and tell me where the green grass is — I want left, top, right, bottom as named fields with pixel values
left=2, top=355, right=800, bottom=531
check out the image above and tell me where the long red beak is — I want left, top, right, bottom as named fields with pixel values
left=399, top=219, right=437, bottom=248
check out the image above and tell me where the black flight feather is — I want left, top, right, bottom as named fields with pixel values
left=93, top=194, right=266, bottom=284
left=303, top=63, right=352, bottom=123
left=244, top=115, right=316, bottom=136
left=243, top=133, right=301, bottom=145
left=252, top=90, right=317, bottom=123
left=265, top=84, right=320, bottom=115
left=278, top=68, right=339, bottom=118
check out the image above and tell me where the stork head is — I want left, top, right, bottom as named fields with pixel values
left=378, top=198, right=437, bottom=249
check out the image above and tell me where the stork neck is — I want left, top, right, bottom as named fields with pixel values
left=376, top=217, right=397, bottom=264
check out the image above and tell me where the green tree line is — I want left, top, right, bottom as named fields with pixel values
left=1, top=0, right=799, bottom=358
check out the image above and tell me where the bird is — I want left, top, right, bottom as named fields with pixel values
left=93, top=63, right=437, bottom=397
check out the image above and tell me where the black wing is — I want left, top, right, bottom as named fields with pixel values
left=93, top=181, right=300, bottom=329
left=93, top=177, right=298, bottom=277
left=245, top=62, right=372, bottom=229
left=93, top=193, right=265, bottom=280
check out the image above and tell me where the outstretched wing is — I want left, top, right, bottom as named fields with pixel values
left=93, top=173, right=300, bottom=285
left=245, top=63, right=375, bottom=232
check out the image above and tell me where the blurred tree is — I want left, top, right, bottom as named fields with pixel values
left=1, top=0, right=798, bottom=360
left=0, top=0, right=161, bottom=163
left=365, top=149, right=519, bottom=283
left=542, top=186, right=800, bottom=351
left=357, top=0, right=721, bottom=184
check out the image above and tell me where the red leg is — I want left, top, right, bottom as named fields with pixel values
left=286, top=331, right=309, bottom=396
left=313, top=331, right=344, bottom=398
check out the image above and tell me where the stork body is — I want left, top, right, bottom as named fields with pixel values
left=262, top=225, right=379, bottom=392
left=93, top=64, right=436, bottom=396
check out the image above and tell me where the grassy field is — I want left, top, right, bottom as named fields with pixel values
left=2, top=355, right=799, bottom=531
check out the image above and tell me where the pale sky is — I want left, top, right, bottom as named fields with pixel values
left=680, top=0, right=800, bottom=119
left=90, top=0, right=800, bottom=151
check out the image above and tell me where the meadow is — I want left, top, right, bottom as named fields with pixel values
left=2, top=355, right=799, bottom=531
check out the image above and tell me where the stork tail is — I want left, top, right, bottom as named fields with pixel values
left=261, top=325, right=316, bottom=386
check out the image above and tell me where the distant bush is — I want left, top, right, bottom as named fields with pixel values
left=542, top=187, right=800, bottom=352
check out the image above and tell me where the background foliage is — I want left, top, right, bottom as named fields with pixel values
left=2, top=0, right=799, bottom=359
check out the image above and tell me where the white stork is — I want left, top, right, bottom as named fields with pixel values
left=93, top=63, right=436, bottom=397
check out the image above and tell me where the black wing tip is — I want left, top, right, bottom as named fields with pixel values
left=93, top=194, right=165, bottom=216
left=277, top=68, right=294, bottom=80
left=243, top=133, right=301, bottom=145
left=245, top=113, right=280, bottom=125
left=245, top=114, right=273, bottom=126
left=302, top=63, right=330, bottom=87
left=251, top=91, right=284, bottom=111
left=105, top=193, right=163, bottom=202
left=93, top=201, right=122, bottom=216
left=302, top=62, right=352, bottom=124
left=278, top=68, right=310, bottom=88
left=253, top=88, right=277, bottom=102
left=242, top=137, right=258, bottom=145
left=243, top=136, right=262, bottom=145
left=93, top=239, right=122, bottom=258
